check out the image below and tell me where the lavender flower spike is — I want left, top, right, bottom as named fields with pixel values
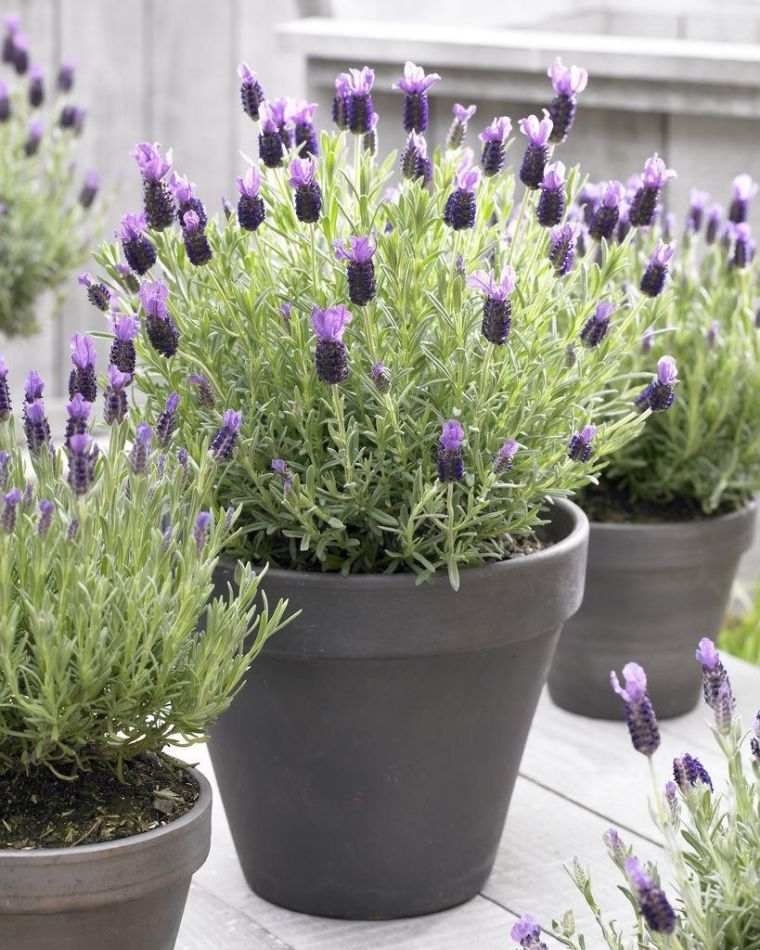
left=729, top=173, right=758, bottom=224
left=312, top=306, right=353, bottom=384
left=673, top=753, right=713, bottom=792
left=133, top=142, right=175, bottom=230
left=289, top=157, right=322, bottom=224
left=0, top=80, right=9, bottom=122
left=170, top=172, right=207, bottom=229
left=238, top=63, right=264, bottom=121
left=580, top=301, right=614, bottom=348
left=68, top=334, right=97, bottom=403
left=24, top=370, right=44, bottom=403
left=24, top=399, right=51, bottom=455
left=494, top=439, right=520, bottom=474
left=443, top=154, right=481, bottom=231
left=346, top=66, right=375, bottom=136
left=479, top=117, right=512, bottom=177
left=37, top=498, right=54, bottom=537
left=603, top=828, right=629, bottom=869
left=567, top=424, right=597, bottom=462
left=437, top=420, right=465, bottom=483
left=64, top=392, right=91, bottom=447
left=537, top=161, right=566, bottom=227
left=589, top=181, right=625, bottom=241
left=548, top=221, right=580, bottom=276
left=182, top=210, right=213, bottom=267
left=103, top=364, right=131, bottom=425
left=751, top=712, right=760, bottom=764
left=194, top=511, right=212, bottom=551
left=210, top=409, right=243, bottom=461
left=640, top=241, right=675, bottom=298
left=236, top=165, right=266, bottom=231
left=118, top=212, right=156, bottom=275
left=0, top=355, right=11, bottom=420
left=57, top=61, right=74, bottom=92
left=156, top=392, right=180, bottom=447
left=271, top=459, right=294, bottom=494
left=447, top=103, right=477, bottom=150
left=468, top=266, right=516, bottom=345
left=705, top=203, right=723, bottom=244
left=518, top=112, right=553, bottom=189
left=129, top=423, right=153, bottom=474
left=335, top=236, right=376, bottom=307
left=687, top=189, right=710, bottom=233
left=109, top=312, right=139, bottom=374
left=292, top=100, right=319, bottom=157
left=2, top=488, right=21, bottom=534
left=628, top=154, right=676, bottom=228
left=394, top=61, right=441, bottom=134
left=28, top=63, right=44, bottom=108
left=706, top=320, right=720, bottom=348
left=332, top=73, right=351, bottom=130
left=400, top=132, right=431, bottom=185
left=370, top=362, right=391, bottom=394
left=635, top=355, right=678, bottom=413
left=23, top=117, right=43, bottom=157
left=610, top=662, right=660, bottom=756
left=510, top=914, right=548, bottom=949
left=695, top=636, right=734, bottom=716
left=624, top=858, right=676, bottom=934
left=258, top=102, right=285, bottom=168
left=139, top=281, right=179, bottom=357
left=79, top=169, right=100, bottom=209
left=67, top=433, right=98, bottom=496
left=731, top=222, right=755, bottom=269
left=547, top=58, right=588, bottom=144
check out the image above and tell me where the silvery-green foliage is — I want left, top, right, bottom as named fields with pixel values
left=0, top=420, right=289, bottom=778
left=95, top=131, right=655, bottom=586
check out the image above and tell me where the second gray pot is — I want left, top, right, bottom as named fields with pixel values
left=548, top=501, right=756, bottom=720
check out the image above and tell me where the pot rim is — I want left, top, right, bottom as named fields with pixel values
left=246, top=496, right=588, bottom=589
left=586, top=496, right=757, bottom=533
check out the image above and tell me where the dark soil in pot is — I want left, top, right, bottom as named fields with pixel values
left=209, top=498, right=589, bottom=920
left=548, top=486, right=757, bottom=720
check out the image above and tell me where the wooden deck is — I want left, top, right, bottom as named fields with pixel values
left=176, top=655, right=759, bottom=949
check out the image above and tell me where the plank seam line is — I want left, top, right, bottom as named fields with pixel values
left=190, top=881, right=298, bottom=950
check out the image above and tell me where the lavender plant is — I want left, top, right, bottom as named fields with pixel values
left=511, top=639, right=760, bottom=949
left=0, top=350, right=289, bottom=779
left=0, top=15, right=100, bottom=337
left=91, top=59, right=672, bottom=587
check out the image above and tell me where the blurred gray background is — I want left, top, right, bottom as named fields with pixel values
left=2, top=0, right=760, bottom=395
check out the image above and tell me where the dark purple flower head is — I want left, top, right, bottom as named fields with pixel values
left=695, top=636, right=734, bottom=722
left=469, top=267, right=516, bottom=344
left=271, top=458, right=294, bottom=493
left=2, top=487, right=21, bottom=534
left=132, top=141, right=172, bottom=182
left=0, top=355, right=10, bottom=420
left=479, top=116, right=511, bottom=176
left=640, top=241, right=675, bottom=298
left=400, top=131, right=430, bottom=183
left=370, top=361, right=391, bottom=393
left=57, top=61, right=74, bottom=92
left=24, top=399, right=51, bottom=455
left=687, top=189, right=710, bottom=232
left=548, top=58, right=588, bottom=97
left=549, top=221, right=580, bottom=276
left=567, top=424, right=597, bottom=462
left=580, top=301, right=614, bottom=348
left=624, top=858, right=676, bottom=934
left=589, top=181, right=625, bottom=240
left=188, top=373, right=215, bottom=408
left=332, top=72, right=351, bottom=129
left=706, top=320, right=720, bottom=348
left=79, top=169, right=100, bottom=209
left=67, top=433, right=97, bottom=496
left=24, top=370, right=44, bottom=403
left=518, top=115, right=553, bottom=187
left=24, top=117, right=43, bottom=155
left=64, top=393, right=91, bottom=446
left=103, top=363, right=131, bottom=425
left=705, top=203, right=722, bottom=244
left=140, top=282, right=178, bottom=356
left=289, top=157, right=322, bottom=223
left=156, top=392, right=180, bottom=447
left=510, top=914, right=547, bottom=949
left=394, top=61, right=441, bottom=134
left=237, top=166, right=266, bottom=230
left=238, top=62, right=264, bottom=121
left=437, top=420, right=465, bottom=483
left=37, top=498, right=54, bottom=536
left=537, top=161, right=566, bottom=227
left=346, top=67, right=375, bottom=135
left=611, top=662, right=661, bottom=756
left=335, top=236, right=376, bottom=307
left=731, top=221, right=755, bottom=268
left=519, top=113, right=553, bottom=147
left=444, top=153, right=481, bottom=230
left=129, top=423, right=153, bottom=474
left=194, top=511, right=212, bottom=552
left=729, top=173, right=758, bottom=224
left=68, top=334, right=98, bottom=403
left=673, top=753, right=713, bottom=793
left=28, top=63, right=44, bottom=107
left=494, top=439, right=519, bottom=474
left=210, top=409, right=243, bottom=461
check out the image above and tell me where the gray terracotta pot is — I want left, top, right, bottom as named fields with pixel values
left=209, top=498, right=588, bottom=919
left=548, top=501, right=757, bottom=720
left=0, top=768, right=211, bottom=950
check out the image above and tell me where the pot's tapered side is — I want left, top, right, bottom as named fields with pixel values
left=548, top=502, right=756, bottom=720
left=0, top=769, right=211, bottom=950
left=209, top=498, right=589, bottom=920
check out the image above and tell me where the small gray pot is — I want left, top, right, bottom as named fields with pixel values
left=209, top=498, right=588, bottom=919
left=548, top=501, right=756, bottom=720
left=0, top=768, right=211, bottom=950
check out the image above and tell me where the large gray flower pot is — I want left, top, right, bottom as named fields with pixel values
left=548, top=501, right=756, bottom=720
left=0, top=769, right=211, bottom=950
left=209, top=498, right=588, bottom=920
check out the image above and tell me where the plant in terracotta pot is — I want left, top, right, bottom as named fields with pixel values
left=0, top=348, right=288, bottom=950
left=0, top=15, right=101, bottom=342
left=549, top=176, right=759, bottom=721
left=87, top=59, right=667, bottom=918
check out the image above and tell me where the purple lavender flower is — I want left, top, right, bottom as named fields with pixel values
left=673, top=753, right=713, bottom=792
left=129, top=423, right=153, bottom=474
left=79, top=169, right=100, bottom=209
left=447, top=103, right=477, bottom=150
left=536, top=161, right=566, bottom=227
left=580, top=301, right=614, bottom=348
left=289, top=157, right=322, bottom=224
left=133, top=142, right=175, bottom=230
left=641, top=326, right=655, bottom=353
left=0, top=356, right=11, bottom=421
left=268, top=97, right=295, bottom=150
left=687, top=189, right=710, bottom=233
left=494, top=439, right=519, bottom=474
left=67, top=433, right=98, bottom=496
left=611, top=663, right=661, bottom=756
left=8, top=26, right=28, bottom=74
left=635, top=355, right=678, bottom=412
left=624, top=858, right=676, bottom=934
left=312, top=306, right=352, bottom=384
left=547, top=58, right=588, bottom=144
left=518, top=113, right=553, bottom=189
left=0, top=80, right=10, bottom=122
left=236, top=166, right=266, bottom=231
left=437, top=420, right=465, bottom=482
left=57, top=61, right=74, bottom=92
left=271, top=458, right=294, bottom=493
left=103, top=364, right=131, bottom=424
left=210, top=409, right=243, bottom=461
left=589, top=181, right=625, bottom=241
left=332, top=72, right=351, bottom=130
left=478, top=116, right=511, bottom=178
left=0, top=451, right=9, bottom=489
left=695, top=637, right=734, bottom=721
left=751, top=712, right=760, bottom=763
left=468, top=266, right=516, bottom=345
left=577, top=182, right=599, bottom=227
left=603, top=828, right=628, bottom=868
left=28, top=63, right=44, bottom=108
left=188, top=373, right=215, bottom=408
left=37, top=498, right=54, bottom=536
left=64, top=392, right=91, bottom=447
left=24, top=399, right=51, bottom=455
left=24, top=370, right=44, bottom=404
left=193, top=511, right=212, bottom=551
left=346, top=67, right=375, bottom=136
left=616, top=203, right=631, bottom=243
left=109, top=312, right=139, bottom=374
left=156, top=392, right=180, bottom=447
left=394, top=61, right=441, bottom=134
left=114, top=261, right=140, bottom=293
left=567, top=424, right=597, bottom=462
left=2, top=488, right=21, bottom=534
left=292, top=100, right=319, bottom=157
left=59, top=104, right=86, bottom=133
left=258, top=102, right=286, bottom=168
left=68, top=334, right=97, bottom=403
left=706, top=320, right=720, bottom=348
left=23, top=118, right=43, bottom=157
left=170, top=172, right=208, bottom=229
left=640, top=241, right=675, bottom=298
left=510, top=915, right=548, bottom=949
left=362, top=111, right=379, bottom=156
left=370, top=361, right=391, bottom=393
left=2, top=15, right=20, bottom=67
left=78, top=272, right=110, bottom=312
left=335, top=235, right=376, bottom=307
left=628, top=155, right=676, bottom=228
left=664, top=781, right=680, bottom=823
left=400, top=132, right=431, bottom=185
left=139, top=281, right=179, bottom=357
left=182, top=210, right=213, bottom=266
left=704, top=203, right=722, bottom=244
left=729, top=173, right=758, bottom=224
left=118, top=212, right=156, bottom=275
left=731, top=222, right=754, bottom=268
left=238, top=63, right=264, bottom=121
left=444, top=155, right=481, bottom=231
left=548, top=221, right=580, bottom=276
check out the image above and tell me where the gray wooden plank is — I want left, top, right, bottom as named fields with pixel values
left=178, top=882, right=294, bottom=950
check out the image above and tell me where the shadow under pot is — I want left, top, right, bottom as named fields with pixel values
left=209, top=498, right=589, bottom=920
left=0, top=769, right=211, bottom=950
left=548, top=500, right=756, bottom=721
